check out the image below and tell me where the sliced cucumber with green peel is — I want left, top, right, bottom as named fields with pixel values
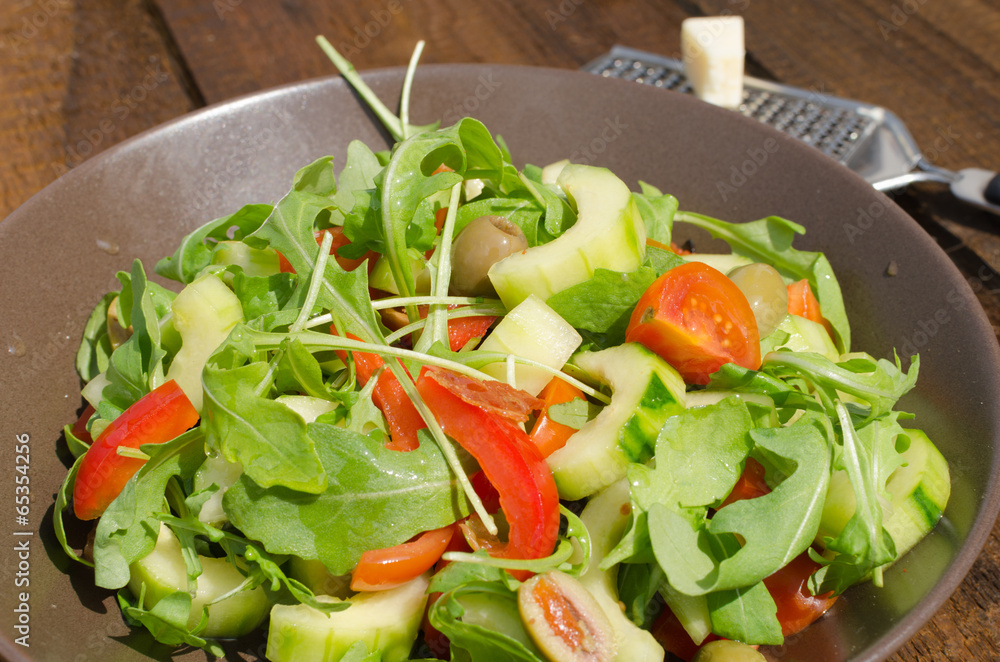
left=578, top=479, right=665, bottom=662
left=488, top=164, right=646, bottom=309
left=548, top=343, right=686, bottom=500
left=128, top=524, right=270, bottom=638
left=816, top=428, right=950, bottom=559
left=476, top=294, right=582, bottom=396
left=266, top=574, right=429, bottom=662
left=165, top=272, right=244, bottom=411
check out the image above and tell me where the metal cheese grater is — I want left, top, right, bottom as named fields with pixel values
left=584, top=46, right=1000, bottom=215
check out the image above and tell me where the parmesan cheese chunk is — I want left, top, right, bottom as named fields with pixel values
left=681, top=16, right=746, bottom=109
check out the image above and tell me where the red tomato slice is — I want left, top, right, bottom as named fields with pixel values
left=763, top=552, right=838, bottom=637
left=625, top=261, right=761, bottom=385
left=350, top=524, right=457, bottom=592
left=528, top=377, right=585, bottom=458
left=416, top=367, right=560, bottom=568
left=446, top=313, right=497, bottom=352
left=787, top=279, right=835, bottom=339
left=73, top=380, right=199, bottom=520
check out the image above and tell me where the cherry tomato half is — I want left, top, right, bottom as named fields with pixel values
left=626, top=261, right=761, bottom=385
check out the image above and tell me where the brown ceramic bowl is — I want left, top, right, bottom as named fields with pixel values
left=1, top=65, right=998, bottom=662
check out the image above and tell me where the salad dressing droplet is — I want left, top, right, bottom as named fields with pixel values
left=97, top=238, right=120, bottom=255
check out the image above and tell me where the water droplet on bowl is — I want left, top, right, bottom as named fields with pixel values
left=8, top=333, right=26, bottom=357
left=97, top=238, right=120, bottom=255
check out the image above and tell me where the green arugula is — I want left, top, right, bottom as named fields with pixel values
left=93, top=430, right=206, bottom=589
left=223, top=423, right=471, bottom=575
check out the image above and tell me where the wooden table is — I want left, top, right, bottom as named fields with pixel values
left=3, top=1, right=998, bottom=660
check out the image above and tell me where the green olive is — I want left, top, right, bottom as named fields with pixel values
left=691, top=639, right=767, bottom=662
left=450, top=215, right=528, bottom=296
left=727, top=263, right=789, bottom=338
left=518, top=571, right=617, bottom=662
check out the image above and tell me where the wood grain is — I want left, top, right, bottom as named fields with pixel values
left=0, top=0, right=196, bottom=220
left=3, top=0, right=999, bottom=660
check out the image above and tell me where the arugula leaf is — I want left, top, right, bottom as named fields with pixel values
left=93, top=430, right=206, bottom=589
left=231, top=271, right=296, bottom=321
left=604, top=398, right=754, bottom=568
left=810, top=408, right=903, bottom=594
left=546, top=267, right=658, bottom=342
left=763, top=351, right=918, bottom=425
left=707, top=581, right=782, bottom=645
left=275, top=338, right=331, bottom=399
left=223, top=422, right=470, bottom=575
left=156, top=204, right=274, bottom=284
left=633, top=181, right=678, bottom=245
left=429, top=560, right=514, bottom=594
left=54, top=454, right=92, bottom=567
left=76, top=291, right=116, bottom=382
left=246, top=157, right=338, bottom=278
left=649, top=415, right=830, bottom=596
left=675, top=211, right=850, bottom=352
left=428, top=582, right=546, bottom=662
left=323, top=140, right=384, bottom=232
left=379, top=119, right=501, bottom=300
left=117, top=587, right=223, bottom=657
left=99, top=261, right=175, bottom=417
left=617, top=562, right=664, bottom=629
left=201, top=356, right=327, bottom=494
left=454, top=194, right=544, bottom=246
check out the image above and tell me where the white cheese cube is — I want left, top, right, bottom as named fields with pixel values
left=681, top=16, right=746, bottom=109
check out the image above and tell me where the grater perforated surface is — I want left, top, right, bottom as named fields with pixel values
left=585, top=47, right=878, bottom=166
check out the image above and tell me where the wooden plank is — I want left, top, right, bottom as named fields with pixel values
left=153, top=0, right=700, bottom=103
left=0, top=0, right=197, bottom=220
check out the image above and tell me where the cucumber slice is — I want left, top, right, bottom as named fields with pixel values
left=540, top=159, right=569, bottom=185
left=193, top=453, right=243, bottom=526
left=488, top=164, right=646, bottom=309
left=128, top=524, right=270, bottom=638
left=211, top=240, right=281, bottom=277
left=368, top=252, right=430, bottom=295
left=681, top=252, right=753, bottom=274
left=578, top=479, right=665, bottom=662
left=476, top=294, right=582, bottom=396
left=266, top=574, right=429, bottom=662
left=276, top=394, right=339, bottom=423
left=165, top=272, right=244, bottom=411
left=548, top=343, right=686, bottom=500
left=816, top=428, right=950, bottom=559
left=288, top=556, right=352, bottom=598
left=762, top=314, right=839, bottom=362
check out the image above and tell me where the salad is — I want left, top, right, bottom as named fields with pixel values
left=54, top=39, right=951, bottom=662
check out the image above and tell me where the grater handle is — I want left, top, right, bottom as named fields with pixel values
left=985, top=173, right=1000, bottom=206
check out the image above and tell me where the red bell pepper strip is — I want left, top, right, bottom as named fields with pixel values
left=787, top=279, right=834, bottom=339
left=415, top=367, right=559, bottom=565
left=333, top=331, right=423, bottom=452
left=73, top=379, right=199, bottom=521
left=528, top=378, right=586, bottom=458
left=350, top=524, right=457, bottom=592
